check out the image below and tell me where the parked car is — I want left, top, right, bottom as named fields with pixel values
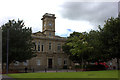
left=86, top=62, right=109, bottom=71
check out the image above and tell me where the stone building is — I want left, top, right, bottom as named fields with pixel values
left=9, top=13, right=73, bottom=71
left=3, top=13, right=120, bottom=72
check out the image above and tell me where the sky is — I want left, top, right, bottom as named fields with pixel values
left=0, top=0, right=119, bottom=37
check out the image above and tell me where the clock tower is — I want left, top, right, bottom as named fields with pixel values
left=41, top=13, right=56, bottom=36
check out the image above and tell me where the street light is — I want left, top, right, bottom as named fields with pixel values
left=6, top=23, right=10, bottom=74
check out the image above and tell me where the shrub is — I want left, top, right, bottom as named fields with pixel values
left=86, top=64, right=106, bottom=71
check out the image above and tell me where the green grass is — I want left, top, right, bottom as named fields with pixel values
left=6, top=70, right=119, bottom=78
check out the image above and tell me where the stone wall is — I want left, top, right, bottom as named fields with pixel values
left=8, top=36, right=74, bottom=71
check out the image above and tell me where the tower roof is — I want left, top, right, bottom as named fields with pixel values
left=41, top=13, right=56, bottom=20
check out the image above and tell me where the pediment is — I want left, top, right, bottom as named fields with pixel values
left=32, top=31, right=46, bottom=37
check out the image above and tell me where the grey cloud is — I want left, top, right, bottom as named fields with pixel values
left=59, top=2, right=118, bottom=27
left=0, top=16, right=18, bottom=26
left=118, top=1, right=120, bottom=13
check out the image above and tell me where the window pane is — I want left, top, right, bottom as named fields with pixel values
left=57, top=44, right=61, bottom=51
left=42, top=45, right=44, bottom=51
left=64, top=59, right=67, bottom=65
left=49, top=32, right=51, bottom=36
left=49, top=43, right=51, bottom=50
left=58, top=58, right=62, bottom=65
left=34, top=42, right=37, bottom=50
left=23, top=60, right=28, bottom=66
left=38, top=42, right=40, bottom=51
left=37, top=59, right=40, bottom=66
left=35, top=45, right=36, bottom=50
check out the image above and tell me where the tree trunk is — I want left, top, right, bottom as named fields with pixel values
left=81, top=57, right=83, bottom=70
left=117, top=58, right=119, bottom=70
left=6, top=62, right=10, bottom=73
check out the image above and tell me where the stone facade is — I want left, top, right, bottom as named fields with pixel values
left=9, top=13, right=74, bottom=71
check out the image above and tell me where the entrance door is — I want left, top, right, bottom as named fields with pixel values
left=48, top=59, right=52, bottom=68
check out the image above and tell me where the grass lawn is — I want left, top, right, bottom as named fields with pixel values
left=6, top=70, right=119, bottom=78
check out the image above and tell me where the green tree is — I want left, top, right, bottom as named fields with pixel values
left=63, top=32, right=93, bottom=68
left=87, top=29, right=111, bottom=64
left=99, top=17, right=120, bottom=70
left=63, top=32, right=82, bottom=64
left=2, top=19, right=36, bottom=69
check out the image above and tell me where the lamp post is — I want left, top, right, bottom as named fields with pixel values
left=6, top=24, right=10, bottom=74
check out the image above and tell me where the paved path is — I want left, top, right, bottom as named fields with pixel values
left=35, top=69, right=79, bottom=73
left=2, top=75, right=16, bottom=80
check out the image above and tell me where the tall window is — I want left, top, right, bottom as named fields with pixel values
left=57, top=44, right=61, bottom=51
left=64, top=59, right=67, bottom=65
left=49, top=43, right=51, bottom=50
left=41, top=44, right=44, bottom=52
left=37, top=59, right=40, bottom=66
left=23, top=60, right=29, bottom=66
left=49, top=32, right=51, bottom=36
left=58, top=58, right=62, bottom=65
left=38, top=42, right=40, bottom=51
left=34, top=42, right=37, bottom=50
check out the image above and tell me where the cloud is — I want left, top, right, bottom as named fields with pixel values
left=56, top=28, right=73, bottom=37
left=118, top=1, right=120, bottom=13
left=55, top=17, right=94, bottom=37
left=59, top=2, right=118, bottom=27
left=0, top=0, right=64, bottom=31
left=0, top=16, right=18, bottom=26
left=0, top=1, right=118, bottom=37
